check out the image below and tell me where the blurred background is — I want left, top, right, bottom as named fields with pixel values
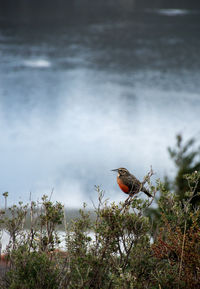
left=0, top=0, right=200, bottom=207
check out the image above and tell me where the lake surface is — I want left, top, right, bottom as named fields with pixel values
left=0, top=6, right=200, bottom=207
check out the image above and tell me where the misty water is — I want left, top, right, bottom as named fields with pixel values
left=0, top=7, right=200, bottom=207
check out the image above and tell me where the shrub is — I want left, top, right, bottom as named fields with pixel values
left=5, top=247, right=60, bottom=289
left=0, top=166, right=199, bottom=288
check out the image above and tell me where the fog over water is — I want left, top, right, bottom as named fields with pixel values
left=0, top=5, right=200, bottom=207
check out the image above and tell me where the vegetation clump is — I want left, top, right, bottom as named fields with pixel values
left=0, top=135, right=199, bottom=289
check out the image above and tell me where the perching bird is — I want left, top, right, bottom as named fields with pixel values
left=112, top=167, right=152, bottom=197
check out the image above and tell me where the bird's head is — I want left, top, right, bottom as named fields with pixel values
left=111, top=167, right=130, bottom=176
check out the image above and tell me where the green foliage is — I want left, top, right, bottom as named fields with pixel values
left=146, top=135, right=200, bottom=237
left=167, top=134, right=200, bottom=205
left=5, top=247, right=60, bottom=289
left=152, top=170, right=200, bottom=288
left=39, top=196, right=64, bottom=252
left=0, top=162, right=199, bottom=288
left=0, top=196, right=64, bottom=289
left=65, top=186, right=156, bottom=289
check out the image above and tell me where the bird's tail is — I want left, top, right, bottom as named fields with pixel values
left=142, top=187, right=152, bottom=198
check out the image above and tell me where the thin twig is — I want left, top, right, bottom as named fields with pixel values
left=49, top=188, right=54, bottom=201
left=178, top=219, right=187, bottom=288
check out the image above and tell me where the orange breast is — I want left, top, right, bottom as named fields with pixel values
left=117, top=177, right=130, bottom=194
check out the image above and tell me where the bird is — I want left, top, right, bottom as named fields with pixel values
left=111, top=167, right=152, bottom=197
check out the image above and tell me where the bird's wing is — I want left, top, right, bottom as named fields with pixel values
left=122, top=174, right=152, bottom=197
left=122, top=175, right=141, bottom=194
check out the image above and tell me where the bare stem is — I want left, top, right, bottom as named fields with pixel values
left=178, top=219, right=187, bottom=288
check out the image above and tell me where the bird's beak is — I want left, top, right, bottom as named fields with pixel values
left=111, top=169, right=118, bottom=172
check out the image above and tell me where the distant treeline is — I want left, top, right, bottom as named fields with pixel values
left=0, top=0, right=200, bottom=24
